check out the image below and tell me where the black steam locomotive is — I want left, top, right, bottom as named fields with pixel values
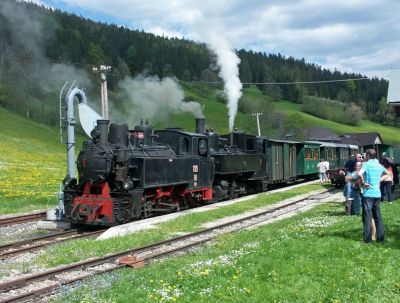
left=63, top=118, right=270, bottom=226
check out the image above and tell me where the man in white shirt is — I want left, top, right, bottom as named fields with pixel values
left=317, top=159, right=327, bottom=184
left=323, top=159, right=330, bottom=182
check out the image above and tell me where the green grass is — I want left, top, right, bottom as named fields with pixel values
left=274, top=101, right=400, bottom=144
left=0, top=107, right=66, bottom=213
left=53, top=199, right=400, bottom=303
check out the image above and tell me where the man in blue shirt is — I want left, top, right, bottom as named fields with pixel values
left=358, top=149, right=387, bottom=243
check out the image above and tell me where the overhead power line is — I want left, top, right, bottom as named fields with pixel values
left=198, top=77, right=370, bottom=86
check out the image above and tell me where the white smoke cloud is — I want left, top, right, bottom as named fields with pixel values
left=206, top=33, right=242, bottom=131
left=114, top=75, right=203, bottom=127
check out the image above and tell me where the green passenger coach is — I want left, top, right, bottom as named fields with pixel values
left=297, top=142, right=320, bottom=178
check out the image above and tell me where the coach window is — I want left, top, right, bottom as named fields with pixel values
left=305, top=148, right=311, bottom=160
left=198, top=138, right=208, bottom=156
left=328, top=149, right=336, bottom=160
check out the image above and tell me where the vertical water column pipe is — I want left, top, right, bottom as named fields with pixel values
left=66, top=87, right=87, bottom=180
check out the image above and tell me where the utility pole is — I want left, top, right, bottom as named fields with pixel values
left=93, top=65, right=111, bottom=119
left=252, top=112, right=263, bottom=136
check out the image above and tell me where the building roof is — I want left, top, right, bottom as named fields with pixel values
left=341, top=132, right=383, bottom=146
left=283, top=127, right=384, bottom=147
left=338, top=136, right=359, bottom=145
left=304, top=127, right=341, bottom=142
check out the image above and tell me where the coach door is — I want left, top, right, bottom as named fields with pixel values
left=289, top=145, right=297, bottom=179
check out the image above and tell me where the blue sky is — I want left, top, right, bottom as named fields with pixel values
left=29, top=0, right=400, bottom=79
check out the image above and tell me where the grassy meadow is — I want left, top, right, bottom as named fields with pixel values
left=53, top=196, right=400, bottom=303
left=0, top=107, right=65, bottom=214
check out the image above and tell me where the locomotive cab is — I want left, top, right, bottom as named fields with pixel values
left=130, top=120, right=154, bottom=147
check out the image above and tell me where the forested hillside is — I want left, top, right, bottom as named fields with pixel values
left=0, top=0, right=396, bottom=131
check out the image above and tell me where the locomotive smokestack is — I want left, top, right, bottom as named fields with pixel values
left=196, top=118, right=205, bottom=134
left=97, top=120, right=110, bottom=145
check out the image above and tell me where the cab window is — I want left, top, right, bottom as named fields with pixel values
left=179, top=137, right=189, bottom=154
left=246, top=138, right=255, bottom=151
left=198, top=138, right=208, bottom=156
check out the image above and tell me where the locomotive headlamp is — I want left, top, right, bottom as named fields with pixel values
left=124, top=180, right=134, bottom=190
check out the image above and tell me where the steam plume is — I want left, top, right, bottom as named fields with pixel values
left=114, top=75, right=203, bottom=127
left=206, top=33, right=242, bottom=131
left=193, top=13, right=243, bottom=132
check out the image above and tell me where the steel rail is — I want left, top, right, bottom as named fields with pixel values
left=0, top=230, right=104, bottom=259
left=0, top=212, right=47, bottom=227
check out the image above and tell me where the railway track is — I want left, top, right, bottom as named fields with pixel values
left=0, top=188, right=336, bottom=303
left=0, top=212, right=47, bottom=227
left=0, top=229, right=105, bottom=259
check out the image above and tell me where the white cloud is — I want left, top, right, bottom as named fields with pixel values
left=38, top=0, right=400, bottom=78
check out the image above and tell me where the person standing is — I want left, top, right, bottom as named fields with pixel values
left=323, top=159, right=330, bottom=182
left=317, top=159, right=327, bottom=184
left=347, top=161, right=376, bottom=238
left=342, top=154, right=363, bottom=214
left=358, top=149, right=387, bottom=243
left=345, top=154, right=363, bottom=174
left=345, top=162, right=363, bottom=215
left=391, top=161, right=399, bottom=198
left=380, top=158, right=394, bottom=203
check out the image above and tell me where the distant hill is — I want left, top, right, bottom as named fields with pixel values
left=0, top=0, right=394, bottom=132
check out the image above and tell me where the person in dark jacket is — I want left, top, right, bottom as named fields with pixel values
left=343, top=154, right=363, bottom=214
left=345, top=154, right=362, bottom=173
